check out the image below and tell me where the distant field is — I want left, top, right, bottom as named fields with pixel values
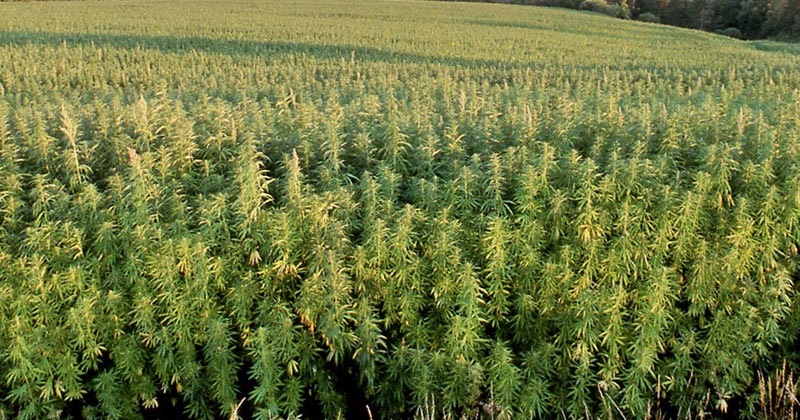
left=1, top=1, right=799, bottom=419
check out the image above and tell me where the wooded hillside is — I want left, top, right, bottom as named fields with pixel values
left=452, top=0, right=800, bottom=40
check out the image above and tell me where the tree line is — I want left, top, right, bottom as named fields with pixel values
left=461, top=0, right=800, bottom=40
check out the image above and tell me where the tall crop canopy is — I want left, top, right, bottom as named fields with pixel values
left=0, top=1, right=799, bottom=419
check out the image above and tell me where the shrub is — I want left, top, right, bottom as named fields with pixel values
left=608, top=3, right=631, bottom=18
left=716, top=26, right=744, bottom=39
left=579, top=0, right=630, bottom=19
left=579, top=0, right=608, bottom=13
left=637, top=12, right=661, bottom=23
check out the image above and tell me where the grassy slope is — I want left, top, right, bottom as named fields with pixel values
left=1, top=1, right=796, bottom=115
left=0, top=0, right=795, bottom=64
left=1, top=0, right=797, bottom=118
